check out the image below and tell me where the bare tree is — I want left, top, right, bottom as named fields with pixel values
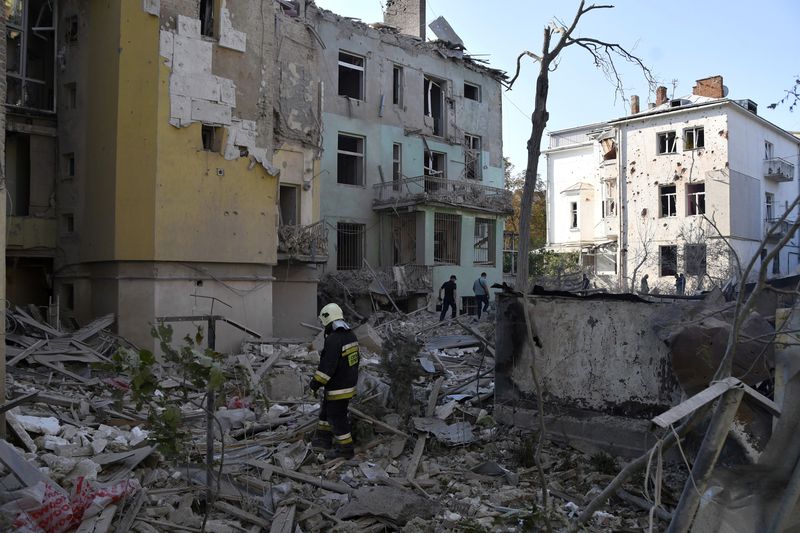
left=767, top=77, right=800, bottom=112
left=627, top=215, right=656, bottom=293
left=508, top=0, right=656, bottom=291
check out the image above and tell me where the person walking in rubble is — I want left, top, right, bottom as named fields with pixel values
left=473, top=272, right=490, bottom=320
left=308, top=303, right=359, bottom=459
left=640, top=274, right=649, bottom=294
left=675, top=273, right=686, bottom=296
left=438, top=275, right=458, bottom=321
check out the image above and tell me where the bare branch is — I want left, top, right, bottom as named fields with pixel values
left=507, top=50, right=544, bottom=89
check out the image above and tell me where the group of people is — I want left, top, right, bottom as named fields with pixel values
left=306, top=272, right=494, bottom=460
left=639, top=273, right=687, bottom=295
left=438, top=272, right=491, bottom=321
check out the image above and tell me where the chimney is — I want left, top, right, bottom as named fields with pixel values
left=630, top=95, right=640, bottom=114
left=656, top=86, right=668, bottom=106
left=693, top=75, right=725, bottom=98
left=384, top=0, right=426, bottom=40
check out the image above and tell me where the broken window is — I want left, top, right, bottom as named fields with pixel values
left=660, top=245, right=677, bottom=277
left=201, top=125, right=223, bottom=152
left=424, top=150, right=446, bottom=192
left=434, top=213, right=461, bottom=264
left=765, top=140, right=774, bottom=160
left=474, top=218, right=496, bottom=265
left=279, top=185, right=299, bottom=226
left=657, top=131, right=677, bottom=155
left=464, top=82, right=480, bottom=101
left=61, top=283, right=75, bottom=311
left=684, top=244, right=706, bottom=275
left=660, top=185, right=677, bottom=217
left=600, top=137, right=617, bottom=160
left=766, top=192, right=775, bottom=220
left=687, top=183, right=705, bottom=216
left=336, top=222, right=364, bottom=270
left=200, top=0, right=214, bottom=37
left=392, top=143, right=402, bottom=191
left=63, top=153, right=75, bottom=179
left=773, top=252, right=781, bottom=275
left=392, top=65, right=403, bottom=106
left=570, top=201, right=578, bottom=229
left=338, top=51, right=365, bottom=100
left=391, top=213, right=416, bottom=265
left=684, top=127, right=704, bottom=150
left=503, top=231, right=518, bottom=275
left=602, top=182, right=616, bottom=217
left=464, top=134, right=481, bottom=180
left=337, top=133, right=365, bottom=185
left=424, top=76, right=445, bottom=136
left=6, top=0, right=56, bottom=111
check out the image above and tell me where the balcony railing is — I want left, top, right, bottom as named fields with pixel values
left=765, top=218, right=791, bottom=241
left=764, top=157, right=795, bottom=182
left=373, top=175, right=513, bottom=214
left=277, top=221, right=328, bottom=262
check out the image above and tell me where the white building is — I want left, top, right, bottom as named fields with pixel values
left=546, top=76, right=800, bottom=294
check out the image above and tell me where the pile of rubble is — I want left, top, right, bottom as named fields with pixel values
left=1, top=306, right=687, bottom=532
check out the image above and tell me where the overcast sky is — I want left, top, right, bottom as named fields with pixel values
left=314, top=0, right=800, bottom=172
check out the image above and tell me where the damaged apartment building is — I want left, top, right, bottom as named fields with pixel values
left=313, top=1, right=512, bottom=315
left=2, top=0, right=510, bottom=351
left=545, top=75, right=800, bottom=294
left=4, top=0, right=327, bottom=351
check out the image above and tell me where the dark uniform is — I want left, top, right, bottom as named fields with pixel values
left=310, top=325, right=359, bottom=454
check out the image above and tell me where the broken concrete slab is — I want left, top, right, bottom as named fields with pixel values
left=336, top=486, right=438, bottom=524
left=412, top=417, right=475, bottom=446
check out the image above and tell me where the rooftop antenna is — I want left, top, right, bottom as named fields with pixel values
left=670, top=78, right=679, bottom=99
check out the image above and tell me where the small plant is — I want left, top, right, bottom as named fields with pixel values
left=590, top=451, right=619, bottom=475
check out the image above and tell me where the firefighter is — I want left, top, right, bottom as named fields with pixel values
left=308, top=303, right=359, bottom=459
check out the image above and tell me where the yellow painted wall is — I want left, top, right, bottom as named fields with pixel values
left=153, top=63, right=278, bottom=264
left=114, top=2, right=159, bottom=259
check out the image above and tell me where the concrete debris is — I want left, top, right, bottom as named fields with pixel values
left=0, top=305, right=697, bottom=532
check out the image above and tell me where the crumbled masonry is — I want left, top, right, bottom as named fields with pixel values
left=0, top=306, right=689, bottom=532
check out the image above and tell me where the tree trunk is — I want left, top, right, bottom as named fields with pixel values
left=515, top=30, right=552, bottom=291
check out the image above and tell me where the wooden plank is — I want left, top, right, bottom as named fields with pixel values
left=72, top=314, right=115, bottom=342
left=213, top=500, right=270, bottom=529
left=76, top=504, right=117, bottom=533
left=237, top=354, right=259, bottom=388
left=115, top=488, right=148, bottom=533
left=0, top=392, right=39, bottom=414
left=13, top=307, right=62, bottom=336
left=31, top=357, right=92, bottom=384
left=8, top=339, right=46, bottom=366
left=426, top=377, right=445, bottom=418
left=269, top=504, right=296, bottom=533
left=6, top=412, right=37, bottom=453
left=652, top=377, right=738, bottom=428
left=348, top=407, right=410, bottom=438
left=405, top=436, right=426, bottom=480
left=255, top=351, right=282, bottom=382
left=244, top=460, right=353, bottom=494
left=0, top=438, right=54, bottom=486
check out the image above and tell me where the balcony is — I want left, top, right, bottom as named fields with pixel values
left=765, top=218, right=791, bottom=241
left=7, top=216, right=57, bottom=255
left=373, top=175, right=513, bottom=215
left=764, top=157, right=795, bottom=182
left=277, top=221, right=328, bottom=263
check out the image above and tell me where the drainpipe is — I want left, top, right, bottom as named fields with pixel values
left=617, top=125, right=627, bottom=292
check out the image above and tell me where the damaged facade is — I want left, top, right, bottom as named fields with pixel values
left=4, top=0, right=329, bottom=350
left=309, top=2, right=511, bottom=313
left=4, top=0, right=509, bottom=347
left=546, top=75, right=800, bottom=293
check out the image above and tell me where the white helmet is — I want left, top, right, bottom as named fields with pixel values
left=319, top=303, right=344, bottom=326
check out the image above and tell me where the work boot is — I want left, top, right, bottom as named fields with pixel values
left=310, top=430, right=333, bottom=450
left=324, top=443, right=355, bottom=460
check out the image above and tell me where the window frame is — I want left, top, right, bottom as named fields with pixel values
left=659, top=184, right=677, bottom=218
left=463, top=81, right=481, bottom=102
left=336, top=222, right=365, bottom=270
left=392, top=143, right=402, bottom=191
left=765, top=192, right=775, bottom=220
left=464, top=133, right=482, bottom=180
left=684, top=243, right=707, bottom=276
left=686, top=183, right=705, bottom=216
left=434, top=213, right=462, bottom=265
left=569, top=201, right=579, bottom=229
left=392, top=65, right=403, bottom=106
left=338, top=51, right=365, bottom=100
left=657, top=131, right=677, bottom=155
left=473, top=218, right=496, bottom=265
left=660, top=245, right=678, bottom=277
left=684, top=126, right=705, bottom=150
left=337, top=133, right=366, bottom=186
left=6, top=0, right=57, bottom=112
